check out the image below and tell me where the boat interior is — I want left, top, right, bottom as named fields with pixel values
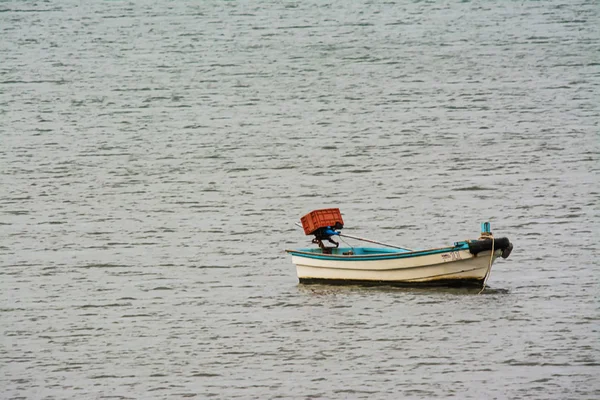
left=295, top=247, right=412, bottom=256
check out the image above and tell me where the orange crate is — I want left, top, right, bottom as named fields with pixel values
left=300, top=208, right=344, bottom=235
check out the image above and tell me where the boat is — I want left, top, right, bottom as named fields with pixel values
left=286, top=209, right=513, bottom=288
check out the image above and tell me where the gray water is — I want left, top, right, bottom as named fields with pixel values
left=1, top=0, right=599, bottom=398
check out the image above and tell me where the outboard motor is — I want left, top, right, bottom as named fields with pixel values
left=311, top=226, right=342, bottom=252
left=300, top=208, right=344, bottom=254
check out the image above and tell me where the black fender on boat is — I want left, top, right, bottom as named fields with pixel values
left=467, top=237, right=513, bottom=259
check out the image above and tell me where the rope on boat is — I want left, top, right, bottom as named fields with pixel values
left=479, top=234, right=495, bottom=294
left=338, top=235, right=355, bottom=253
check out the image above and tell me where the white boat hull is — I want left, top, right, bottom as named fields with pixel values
left=293, top=249, right=501, bottom=286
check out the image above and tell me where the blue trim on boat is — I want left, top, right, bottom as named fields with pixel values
left=286, top=242, right=471, bottom=261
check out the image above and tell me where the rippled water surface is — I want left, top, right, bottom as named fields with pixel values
left=1, top=0, right=599, bottom=398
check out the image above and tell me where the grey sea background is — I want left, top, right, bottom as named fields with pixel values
left=1, top=0, right=599, bottom=399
